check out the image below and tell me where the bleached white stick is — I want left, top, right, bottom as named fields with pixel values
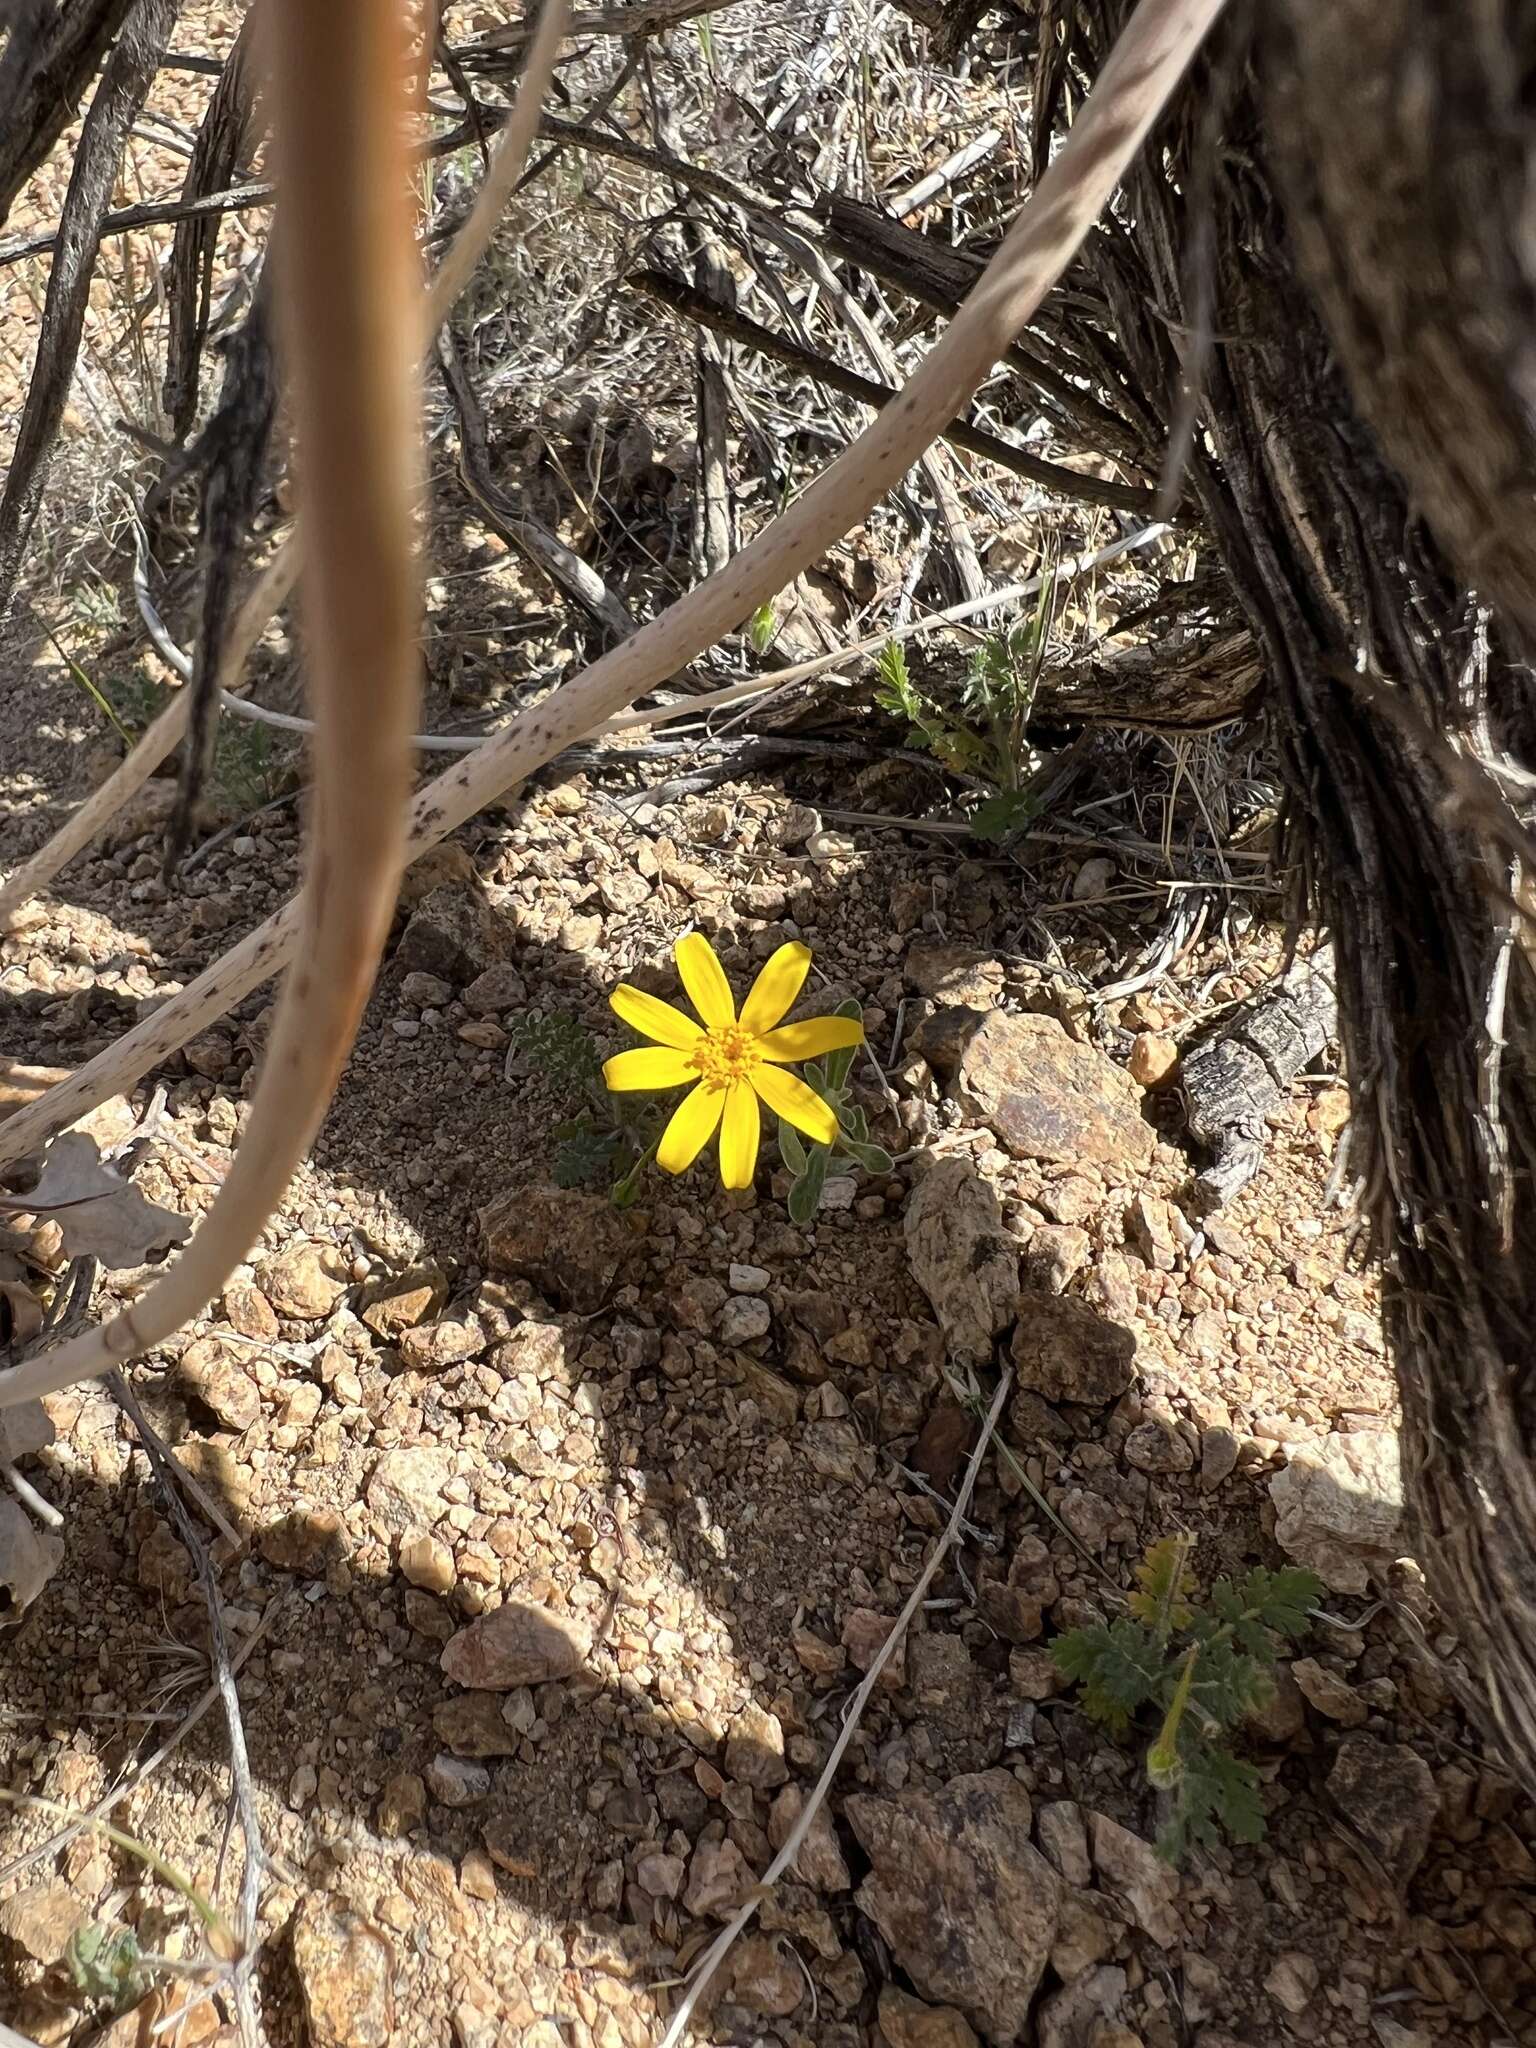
left=0, top=0, right=1226, bottom=1407
left=0, top=2, right=571, bottom=928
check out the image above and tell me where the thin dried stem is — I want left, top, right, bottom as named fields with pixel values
left=657, top=1371, right=1012, bottom=2048
left=0, top=0, right=571, bottom=929
left=0, top=0, right=1227, bottom=1408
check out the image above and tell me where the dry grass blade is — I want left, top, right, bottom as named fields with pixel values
left=0, top=0, right=1226, bottom=1294
left=0, top=0, right=426, bottom=1404
left=0, top=0, right=572, bottom=928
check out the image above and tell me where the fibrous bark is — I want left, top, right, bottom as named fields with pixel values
left=0, top=0, right=180, bottom=620
left=0, top=0, right=137, bottom=228
left=1031, top=1, right=1536, bottom=1781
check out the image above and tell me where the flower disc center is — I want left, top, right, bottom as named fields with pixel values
left=691, top=1023, right=758, bottom=1089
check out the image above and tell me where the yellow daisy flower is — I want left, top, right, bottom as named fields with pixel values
left=604, top=934, right=863, bottom=1191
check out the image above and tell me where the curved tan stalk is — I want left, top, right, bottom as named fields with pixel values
left=0, top=0, right=423, bottom=1403
left=0, top=0, right=570, bottom=930
left=0, top=0, right=1225, bottom=1406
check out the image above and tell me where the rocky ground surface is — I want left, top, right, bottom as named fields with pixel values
left=2, top=13, right=1534, bottom=2045
left=1, top=675, right=1534, bottom=2048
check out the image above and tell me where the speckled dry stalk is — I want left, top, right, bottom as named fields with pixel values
left=0, top=0, right=570, bottom=930
left=0, top=0, right=424, bottom=1403
left=0, top=0, right=1227, bottom=1408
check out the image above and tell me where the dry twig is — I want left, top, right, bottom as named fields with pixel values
left=0, top=0, right=1228, bottom=1408
left=656, top=1370, right=1012, bottom=2048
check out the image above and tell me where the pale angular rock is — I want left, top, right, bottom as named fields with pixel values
left=395, top=883, right=512, bottom=982
left=399, top=1531, right=456, bottom=1594
left=1038, top=1966, right=1129, bottom=2048
left=366, top=1447, right=455, bottom=1534
left=878, top=1986, right=980, bottom=2048
left=1010, top=1295, right=1136, bottom=1407
left=463, top=962, right=528, bottom=1016
left=1269, top=1430, right=1404, bottom=1593
left=291, top=1896, right=395, bottom=2048
left=377, top=1772, right=426, bottom=1836
left=1200, top=1426, right=1240, bottom=1491
left=426, top=1755, right=491, bottom=1808
left=432, top=1695, right=522, bottom=1759
left=724, top=1700, right=788, bottom=1787
left=726, top=1934, right=802, bottom=2017
left=258, top=1505, right=343, bottom=1575
left=955, top=1012, right=1152, bottom=1169
left=768, top=1784, right=852, bottom=1892
left=259, top=1240, right=347, bottom=1319
left=719, top=1295, right=771, bottom=1345
left=1291, top=1656, right=1368, bottom=1726
left=904, top=944, right=1005, bottom=1006
left=176, top=1336, right=259, bottom=1431
left=1088, top=1814, right=1181, bottom=1947
left=398, top=1317, right=484, bottom=1372
left=222, top=1279, right=279, bottom=1340
left=846, top=1769, right=1059, bottom=2044
left=361, top=1267, right=448, bottom=1338
left=904, top=1158, right=1018, bottom=1363
left=684, top=1836, right=751, bottom=1918
left=1050, top=1891, right=1120, bottom=1982
left=636, top=1851, right=685, bottom=1898
left=479, top=1184, right=631, bottom=1312
left=1128, top=1032, right=1178, bottom=1088
left=441, top=1594, right=592, bottom=1689
left=1123, top=1418, right=1195, bottom=1474
left=842, top=1607, right=907, bottom=1688
left=1265, top=1952, right=1319, bottom=2015
left=1022, top=1223, right=1092, bottom=1294
left=1325, top=1734, right=1435, bottom=1884
left=0, top=1878, right=81, bottom=1961
left=1035, top=1800, right=1091, bottom=1887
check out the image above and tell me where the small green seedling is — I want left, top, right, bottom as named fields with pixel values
left=1052, top=1534, right=1321, bottom=1862
left=66, top=1923, right=150, bottom=2014
left=874, top=536, right=1062, bottom=843
left=778, top=1001, right=893, bottom=1223
left=506, top=1011, right=659, bottom=1206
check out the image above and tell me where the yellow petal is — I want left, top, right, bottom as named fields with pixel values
left=675, top=932, right=735, bottom=1029
left=718, top=1081, right=761, bottom=1190
left=610, top=983, right=702, bottom=1049
left=740, top=940, right=811, bottom=1034
left=656, top=1081, right=726, bottom=1174
left=755, top=1015, right=864, bottom=1063
left=603, top=1046, right=696, bottom=1092
left=752, top=1063, right=838, bottom=1147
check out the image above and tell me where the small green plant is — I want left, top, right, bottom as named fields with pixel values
left=777, top=1000, right=893, bottom=1222
left=63, top=654, right=285, bottom=814
left=874, top=539, right=1062, bottom=842
left=1052, top=1534, right=1321, bottom=1863
left=66, top=1923, right=150, bottom=2014
left=507, top=1011, right=659, bottom=1205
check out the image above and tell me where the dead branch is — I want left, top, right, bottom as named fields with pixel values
left=633, top=266, right=1158, bottom=512
left=0, top=175, right=275, bottom=267
left=162, top=3, right=265, bottom=439
left=0, top=0, right=1231, bottom=1413
left=0, top=5, right=571, bottom=927
left=0, top=0, right=433, bottom=1404
left=0, top=0, right=181, bottom=622
left=439, top=327, right=637, bottom=645
left=0, top=0, right=136, bottom=227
